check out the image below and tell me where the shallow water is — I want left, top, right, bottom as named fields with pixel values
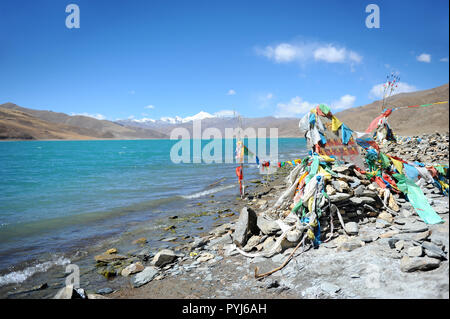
left=0, top=138, right=307, bottom=290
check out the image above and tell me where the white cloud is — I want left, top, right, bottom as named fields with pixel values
left=440, top=57, right=449, bottom=62
left=331, top=94, right=356, bottom=110
left=71, top=112, right=106, bottom=120
left=416, top=53, right=431, bottom=63
left=227, top=89, right=236, bottom=95
left=214, top=110, right=235, bottom=117
left=256, top=41, right=363, bottom=66
left=369, top=82, right=417, bottom=99
left=275, top=96, right=315, bottom=118
left=266, top=93, right=273, bottom=99
left=144, top=105, right=155, bottom=109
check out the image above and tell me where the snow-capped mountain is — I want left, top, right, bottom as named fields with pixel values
left=127, top=111, right=219, bottom=125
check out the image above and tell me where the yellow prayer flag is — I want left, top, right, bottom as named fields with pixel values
left=331, top=116, right=343, bottom=131
left=390, top=157, right=403, bottom=174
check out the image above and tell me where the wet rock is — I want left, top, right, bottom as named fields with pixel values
left=400, top=256, right=441, bottom=272
left=151, top=249, right=177, bottom=267
left=210, top=223, right=233, bottom=237
left=132, top=237, right=147, bottom=245
left=257, top=215, right=281, bottom=236
left=94, top=253, right=127, bottom=263
left=133, top=267, right=159, bottom=288
left=136, top=248, right=152, bottom=261
left=208, top=233, right=233, bottom=249
left=121, top=262, right=145, bottom=277
left=106, top=248, right=117, bottom=254
left=233, top=207, right=258, bottom=246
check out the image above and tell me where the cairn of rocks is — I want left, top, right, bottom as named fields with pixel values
left=381, top=132, right=449, bottom=165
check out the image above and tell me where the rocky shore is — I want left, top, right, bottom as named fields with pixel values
left=47, top=132, right=449, bottom=300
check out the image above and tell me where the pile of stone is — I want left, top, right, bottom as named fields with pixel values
left=381, top=132, right=449, bottom=165
left=211, top=159, right=448, bottom=276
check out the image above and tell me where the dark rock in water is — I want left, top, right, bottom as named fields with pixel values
left=232, top=207, right=258, bottom=246
left=97, top=287, right=114, bottom=295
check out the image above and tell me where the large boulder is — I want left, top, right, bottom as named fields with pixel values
left=232, top=207, right=259, bottom=246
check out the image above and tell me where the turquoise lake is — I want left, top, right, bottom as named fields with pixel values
left=0, top=138, right=307, bottom=285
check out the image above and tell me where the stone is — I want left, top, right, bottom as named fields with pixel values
left=257, top=215, right=281, bottom=236
left=197, top=252, right=215, bottom=262
left=190, top=237, right=209, bottom=250
left=243, top=235, right=261, bottom=251
left=395, top=240, right=405, bottom=251
left=344, top=222, right=359, bottom=235
left=400, top=256, right=441, bottom=272
left=330, top=193, right=351, bottom=203
left=87, top=294, right=109, bottom=299
left=320, top=282, right=341, bottom=294
left=388, top=195, right=400, bottom=212
left=133, top=267, right=159, bottom=288
left=161, top=237, right=177, bottom=242
left=94, top=253, right=127, bottom=263
left=97, top=288, right=114, bottom=295
left=151, top=249, right=177, bottom=267
left=378, top=212, right=394, bottom=224
left=262, top=237, right=276, bottom=251
left=210, top=223, right=233, bottom=237
left=376, top=219, right=391, bottom=229
left=232, top=207, right=258, bottom=246
left=354, top=185, right=365, bottom=196
left=337, top=240, right=363, bottom=252
left=407, top=246, right=423, bottom=257
left=132, top=237, right=147, bottom=245
left=326, top=184, right=337, bottom=196
left=208, top=233, right=233, bottom=248
left=332, top=180, right=350, bottom=193
left=286, top=228, right=302, bottom=243
left=121, top=262, right=145, bottom=277
left=401, top=223, right=429, bottom=233
left=106, top=248, right=117, bottom=254
left=422, top=241, right=447, bottom=259
left=350, top=197, right=376, bottom=205
left=271, top=254, right=285, bottom=263
left=379, top=230, right=400, bottom=238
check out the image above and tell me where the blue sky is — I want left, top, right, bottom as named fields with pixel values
left=0, top=0, right=448, bottom=121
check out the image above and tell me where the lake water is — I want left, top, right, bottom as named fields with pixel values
left=0, top=138, right=307, bottom=287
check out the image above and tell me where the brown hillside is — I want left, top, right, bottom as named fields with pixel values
left=335, top=84, right=449, bottom=135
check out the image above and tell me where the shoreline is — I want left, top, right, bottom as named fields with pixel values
left=1, top=132, right=449, bottom=299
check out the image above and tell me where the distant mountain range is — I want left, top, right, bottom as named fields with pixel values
left=0, top=83, right=448, bottom=140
